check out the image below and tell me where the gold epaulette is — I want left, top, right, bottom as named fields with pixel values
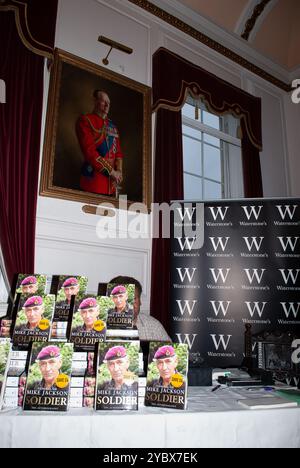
left=84, top=115, right=106, bottom=136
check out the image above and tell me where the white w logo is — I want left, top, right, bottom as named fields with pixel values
left=210, top=301, right=231, bottom=317
left=279, top=269, right=300, bottom=285
left=177, top=237, right=197, bottom=251
left=176, top=207, right=196, bottom=221
left=243, top=237, right=264, bottom=252
left=210, top=269, right=231, bottom=284
left=244, top=269, right=266, bottom=284
left=276, top=205, right=298, bottom=220
left=209, top=206, right=229, bottom=221
left=285, top=376, right=300, bottom=386
left=209, top=237, right=230, bottom=252
left=175, top=333, right=197, bottom=350
left=245, top=302, right=268, bottom=318
left=176, top=300, right=197, bottom=316
left=210, top=334, right=232, bottom=351
left=242, top=205, right=263, bottom=220
left=176, top=268, right=197, bottom=283
left=278, top=237, right=299, bottom=252
left=281, top=303, right=300, bottom=318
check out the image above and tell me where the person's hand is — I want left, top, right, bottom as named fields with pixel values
left=110, top=170, right=123, bottom=184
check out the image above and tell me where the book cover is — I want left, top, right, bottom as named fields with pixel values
left=145, top=342, right=189, bottom=410
left=50, top=276, right=88, bottom=340
left=0, top=274, right=47, bottom=339
left=95, top=341, right=139, bottom=411
left=15, top=274, right=47, bottom=297
left=70, top=296, right=107, bottom=351
left=2, top=371, right=27, bottom=409
left=0, top=338, right=11, bottom=410
left=12, top=295, right=55, bottom=349
left=70, top=374, right=96, bottom=409
left=83, top=374, right=96, bottom=408
left=0, top=316, right=12, bottom=339
left=106, top=283, right=135, bottom=329
left=238, top=397, right=298, bottom=410
left=23, top=342, right=74, bottom=412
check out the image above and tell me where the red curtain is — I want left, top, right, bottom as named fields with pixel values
left=241, top=119, right=263, bottom=197
left=152, top=48, right=263, bottom=152
left=150, top=48, right=263, bottom=331
left=0, top=0, right=57, bottom=58
left=0, top=3, right=57, bottom=285
left=150, top=109, right=184, bottom=331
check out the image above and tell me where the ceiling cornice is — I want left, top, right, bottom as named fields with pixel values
left=127, top=0, right=291, bottom=92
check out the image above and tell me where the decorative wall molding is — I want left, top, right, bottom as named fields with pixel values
left=95, top=0, right=152, bottom=85
left=35, top=214, right=151, bottom=252
left=35, top=214, right=152, bottom=310
left=127, top=0, right=291, bottom=91
left=252, top=81, right=289, bottom=197
left=55, top=0, right=152, bottom=85
left=290, top=66, right=300, bottom=82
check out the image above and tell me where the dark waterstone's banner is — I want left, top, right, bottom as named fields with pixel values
left=170, top=198, right=300, bottom=367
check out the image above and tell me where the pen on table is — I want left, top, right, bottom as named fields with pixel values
left=211, top=384, right=221, bottom=392
left=246, top=387, right=275, bottom=392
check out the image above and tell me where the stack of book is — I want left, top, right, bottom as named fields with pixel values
left=94, top=283, right=140, bottom=411
left=0, top=338, right=11, bottom=410
left=0, top=273, right=190, bottom=412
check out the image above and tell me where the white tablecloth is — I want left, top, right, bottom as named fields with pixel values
left=1, top=387, right=299, bottom=448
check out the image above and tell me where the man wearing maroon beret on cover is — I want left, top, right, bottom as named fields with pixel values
left=108, top=285, right=133, bottom=315
left=109, top=276, right=171, bottom=341
left=73, top=297, right=100, bottom=332
left=30, top=346, right=65, bottom=391
left=151, top=345, right=181, bottom=389
left=15, top=296, right=45, bottom=332
left=100, top=346, right=138, bottom=391
left=106, top=285, right=135, bottom=329
left=62, top=277, right=80, bottom=304
left=20, top=276, right=39, bottom=295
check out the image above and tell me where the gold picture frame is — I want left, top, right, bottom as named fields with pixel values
left=40, top=49, right=152, bottom=210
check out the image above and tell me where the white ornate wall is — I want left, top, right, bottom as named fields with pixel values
left=34, top=0, right=300, bottom=312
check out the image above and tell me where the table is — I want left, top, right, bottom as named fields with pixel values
left=1, top=387, right=299, bottom=448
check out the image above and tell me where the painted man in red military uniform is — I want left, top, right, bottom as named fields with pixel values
left=76, top=90, right=123, bottom=195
